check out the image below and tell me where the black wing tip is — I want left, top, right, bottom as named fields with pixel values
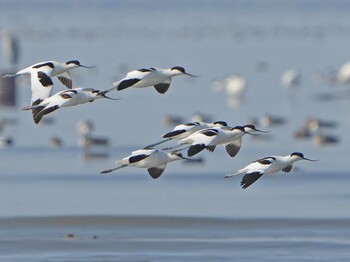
left=187, top=144, right=206, bottom=157
left=162, top=129, right=186, bottom=138
left=117, top=78, right=140, bottom=91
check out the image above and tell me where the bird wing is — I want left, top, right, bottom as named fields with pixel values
left=30, top=71, right=54, bottom=105
left=57, top=71, right=72, bottom=89
left=241, top=171, right=265, bottom=189
left=282, top=165, right=293, bottom=173
left=32, top=91, right=73, bottom=124
left=240, top=161, right=274, bottom=189
left=113, top=69, right=151, bottom=90
left=154, top=78, right=171, bottom=94
left=224, top=137, right=242, bottom=157
left=147, top=164, right=166, bottom=179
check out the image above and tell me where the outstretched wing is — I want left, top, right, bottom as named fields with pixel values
left=32, top=90, right=76, bottom=124
left=147, top=164, right=166, bottom=179
left=224, top=137, right=242, bottom=157
left=114, top=69, right=153, bottom=91
left=57, top=71, right=72, bottom=89
left=154, top=78, right=171, bottom=94
left=241, top=171, right=265, bottom=189
left=30, top=71, right=54, bottom=105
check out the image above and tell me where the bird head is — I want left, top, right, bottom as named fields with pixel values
left=290, top=152, right=318, bottom=162
left=66, top=60, right=95, bottom=69
left=170, top=66, right=197, bottom=77
left=243, top=124, right=270, bottom=134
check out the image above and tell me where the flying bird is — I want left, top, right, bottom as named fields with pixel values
left=112, top=66, right=197, bottom=94
left=176, top=124, right=267, bottom=157
left=225, top=152, right=317, bottom=189
left=147, top=120, right=228, bottom=148
left=100, top=147, right=191, bottom=179
left=22, top=87, right=118, bottom=124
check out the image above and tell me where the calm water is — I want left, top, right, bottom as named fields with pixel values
left=0, top=0, right=350, bottom=260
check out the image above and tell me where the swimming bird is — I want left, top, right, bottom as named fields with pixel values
left=100, top=147, right=191, bottom=179
left=22, top=87, right=118, bottom=124
left=112, top=66, right=197, bottom=94
left=225, top=152, right=317, bottom=189
left=177, top=124, right=266, bottom=157
left=1, top=31, right=20, bottom=66
left=147, top=121, right=228, bottom=148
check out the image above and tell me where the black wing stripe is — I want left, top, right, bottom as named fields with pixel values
left=282, top=165, right=293, bottom=173
left=206, top=145, right=216, bottom=152
left=162, top=129, right=186, bottom=138
left=57, top=76, right=72, bottom=89
left=154, top=83, right=170, bottom=94
left=129, top=154, right=149, bottom=164
left=117, top=78, right=140, bottom=91
left=32, top=62, right=54, bottom=69
left=241, top=172, right=264, bottom=189
left=225, top=143, right=241, bottom=157
left=34, top=105, right=59, bottom=124
left=188, top=144, right=206, bottom=157
left=147, top=167, right=165, bottom=179
left=37, top=71, right=53, bottom=87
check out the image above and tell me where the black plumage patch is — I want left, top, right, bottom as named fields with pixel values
left=187, top=144, right=206, bottom=157
left=282, top=165, right=293, bottom=173
left=147, top=167, right=165, bottom=179
left=201, top=129, right=218, bottom=137
left=117, top=78, right=140, bottom=91
left=213, top=121, right=227, bottom=126
left=34, top=105, right=59, bottom=124
left=129, top=154, right=149, bottom=164
left=206, top=146, right=216, bottom=152
left=60, top=93, right=72, bottom=99
left=31, top=99, right=44, bottom=118
left=255, top=156, right=276, bottom=165
left=162, top=129, right=186, bottom=138
left=241, top=172, right=264, bottom=189
left=37, top=72, right=53, bottom=87
left=171, top=66, right=185, bottom=73
left=154, top=83, right=170, bottom=94
left=66, top=60, right=80, bottom=65
left=138, top=68, right=152, bottom=72
left=225, top=143, right=241, bottom=157
left=57, top=76, right=72, bottom=89
left=185, top=122, right=199, bottom=126
left=32, top=62, right=54, bottom=69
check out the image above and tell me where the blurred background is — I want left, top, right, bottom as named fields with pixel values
left=0, top=0, right=349, bottom=218
left=1, top=1, right=350, bottom=261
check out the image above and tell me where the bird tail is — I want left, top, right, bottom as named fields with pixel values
left=224, top=171, right=245, bottom=179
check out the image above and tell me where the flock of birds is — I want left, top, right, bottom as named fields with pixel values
left=3, top=60, right=317, bottom=189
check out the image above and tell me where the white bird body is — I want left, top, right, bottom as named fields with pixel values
left=178, top=126, right=248, bottom=157
left=225, top=152, right=317, bottom=189
left=213, top=74, right=247, bottom=97
left=22, top=87, right=117, bottom=124
left=101, top=148, right=189, bottom=178
left=113, top=66, right=196, bottom=94
left=281, top=69, right=301, bottom=89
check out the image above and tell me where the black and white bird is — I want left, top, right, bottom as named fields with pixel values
left=147, top=121, right=228, bottom=148
left=100, top=147, right=191, bottom=179
left=225, top=152, right=317, bottom=189
left=176, top=124, right=267, bottom=157
left=112, top=66, right=197, bottom=94
left=22, top=87, right=118, bottom=124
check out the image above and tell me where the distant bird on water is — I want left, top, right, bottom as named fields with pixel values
left=113, top=66, right=197, bottom=94
left=100, top=147, right=191, bottom=179
left=22, top=87, right=118, bottom=124
left=225, top=152, right=317, bottom=189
